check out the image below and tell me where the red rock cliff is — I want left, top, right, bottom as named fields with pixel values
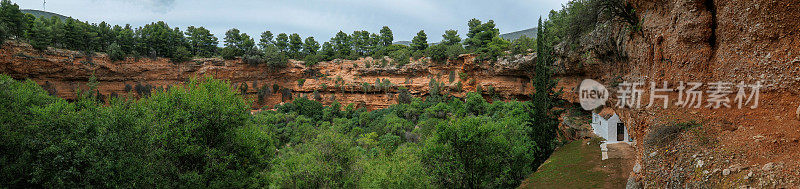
left=0, top=41, right=534, bottom=110
left=556, top=0, right=800, bottom=187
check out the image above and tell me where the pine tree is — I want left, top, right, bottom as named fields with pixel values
left=108, top=43, right=125, bottom=61
left=464, top=19, right=499, bottom=52
left=411, top=30, right=428, bottom=52
left=185, top=26, right=218, bottom=57
left=275, top=33, right=289, bottom=52
left=136, top=21, right=187, bottom=58
left=259, top=30, right=274, bottom=49
left=288, top=33, right=303, bottom=58
left=331, top=31, right=350, bottom=59
left=350, top=30, right=371, bottom=56
left=320, top=42, right=334, bottom=60
left=96, top=22, right=114, bottom=52
left=368, top=33, right=380, bottom=53
left=442, top=30, right=461, bottom=46
left=223, top=28, right=255, bottom=57
left=28, top=19, right=51, bottom=50
left=0, top=0, right=26, bottom=38
left=114, top=24, right=135, bottom=55
left=379, top=26, right=393, bottom=46
left=303, top=37, right=320, bottom=55
left=0, top=22, right=8, bottom=40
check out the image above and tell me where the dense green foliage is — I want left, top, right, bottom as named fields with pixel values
left=427, top=42, right=465, bottom=63
left=223, top=28, right=255, bottom=58
left=0, top=75, right=274, bottom=188
left=441, top=29, right=461, bottom=46
left=185, top=26, right=219, bottom=58
left=0, top=74, right=559, bottom=188
left=410, top=30, right=428, bottom=52
left=262, top=89, right=556, bottom=188
left=541, top=0, right=638, bottom=51
left=464, top=19, right=500, bottom=59
left=510, top=35, right=535, bottom=55
left=0, top=0, right=28, bottom=38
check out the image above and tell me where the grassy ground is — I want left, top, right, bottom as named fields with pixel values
left=518, top=138, right=631, bottom=189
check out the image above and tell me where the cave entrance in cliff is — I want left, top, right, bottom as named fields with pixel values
left=616, top=123, right=625, bottom=141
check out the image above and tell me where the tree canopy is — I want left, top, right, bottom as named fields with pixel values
left=411, top=30, right=428, bottom=52
left=0, top=73, right=560, bottom=188
left=0, top=0, right=551, bottom=69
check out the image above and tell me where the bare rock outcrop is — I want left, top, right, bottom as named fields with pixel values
left=0, top=41, right=534, bottom=110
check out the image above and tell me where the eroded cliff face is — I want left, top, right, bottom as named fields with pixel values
left=3, top=0, right=798, bottom=186
left=0, top=41, right=534, bottom=111
left=556, top=0, right=800, bottom=187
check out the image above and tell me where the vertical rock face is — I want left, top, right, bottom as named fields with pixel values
left=557, top=0, right=800, bottom=187
left=621, top=0, right=800, bottom=88
left=0, top=41, right=535, bottom=110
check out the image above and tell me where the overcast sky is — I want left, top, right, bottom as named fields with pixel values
left=17, top=0, right=569, bottom=42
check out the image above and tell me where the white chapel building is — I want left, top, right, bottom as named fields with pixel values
left=591, top=107, right=630, bottom=143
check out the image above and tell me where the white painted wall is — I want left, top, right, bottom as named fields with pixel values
left=591, top=112, right=630, bottom=143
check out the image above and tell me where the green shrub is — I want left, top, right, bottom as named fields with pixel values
left=108, top=43, right=126, bottom=61
left=480, top=36, right=510, bottom=61
left=171, top=46, right=192, bottom=63
left=445, top=44, right=466, bottom=60
left=257, top=85, right=270, bottom=105
left=220, top=46, right=238, bottom=60
left=239, top=82, right=249, bottom=94
left=303, top=53, right=323, bottom=66
left=427, top=43, right=448, bottom=63
left=313, top=90, right=322, bottom=101
left=0, top=75, right=272, bottom=188
left=389, top=48, right=411, bottom=67
left=397, top=87, right=412, bottom=104
left=510, top=35, right=536, bottom=54
left=487, top=85, right=496, bottom=99
left=423, top=115, right=537, bottom=188
left=268, top=129, right=354, bottom=188
left=264, top=45, right=289, bottom=69
left=354, top=145, right=433, bottom=188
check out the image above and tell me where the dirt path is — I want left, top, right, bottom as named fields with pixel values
left=602, top=143, right=636, bottom=188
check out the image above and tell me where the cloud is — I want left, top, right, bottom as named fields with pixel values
left=89, top=0, right=175, bottom=13
left=350, top=0, right=455, bottom=24
left=148, top=0, right=176, bottom=13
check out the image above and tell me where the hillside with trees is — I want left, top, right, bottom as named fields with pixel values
left=6, top=0, right=800, bottom=187
left=1, top=0, right=538, bottom=70
left=0, top=0, right=596, bottom=188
